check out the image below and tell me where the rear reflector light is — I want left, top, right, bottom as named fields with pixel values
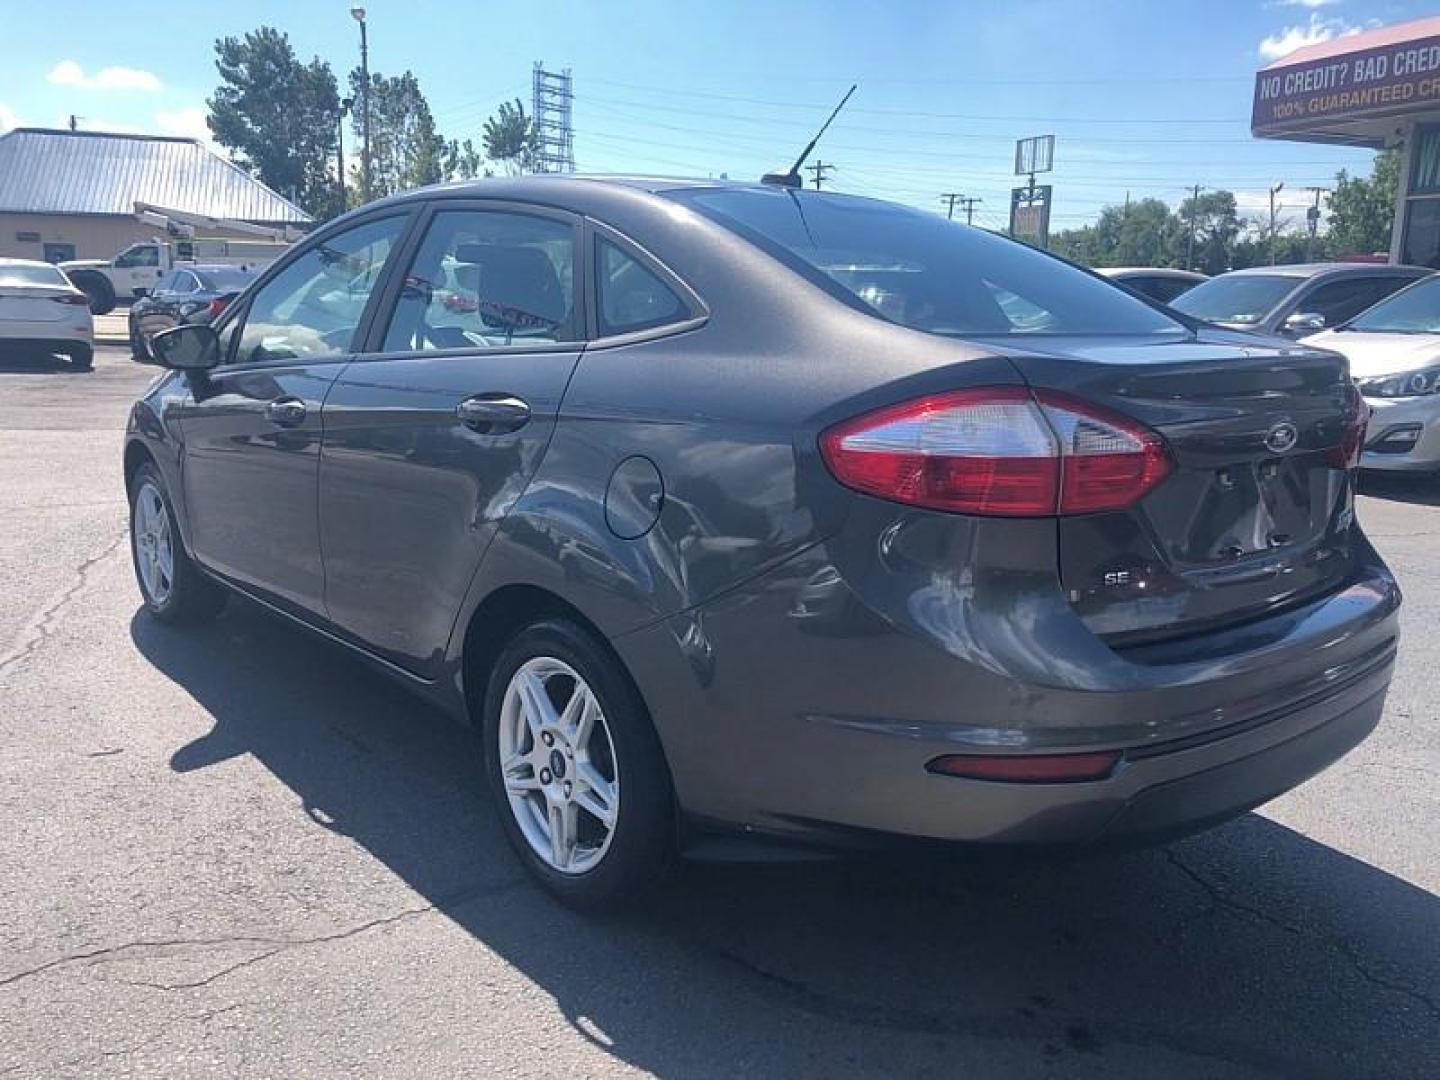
left=53, top=293, right=90, bottom=306
left=820, top=386, right=1171, bottom=517
left=927, top=750, right=1122, bottom=783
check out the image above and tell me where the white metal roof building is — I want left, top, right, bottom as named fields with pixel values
left=0, top=127, right=310, bottom=262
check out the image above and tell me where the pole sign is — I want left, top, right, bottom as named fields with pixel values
left=1253, top=29, right=1440, bottom=135
left=1010, top=185, right=1052, bottom=245
left=1014, top=135, right=1055, bottom=176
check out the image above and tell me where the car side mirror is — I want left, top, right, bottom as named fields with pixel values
left=1283, top=311, right=1326, bottom=334
left=150, top=323, right=220, bottom=371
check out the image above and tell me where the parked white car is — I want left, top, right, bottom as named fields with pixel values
left=1304, top=272, right=1440, bottom=472
left=0, top=258, right=94, bottom=370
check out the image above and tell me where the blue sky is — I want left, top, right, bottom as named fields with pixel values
left=0, top=0, right=1428, bottom=232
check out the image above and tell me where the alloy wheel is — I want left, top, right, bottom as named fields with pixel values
left=497, top=656, right=620, bottom=874
left=133, top=481, right=174, bottom=605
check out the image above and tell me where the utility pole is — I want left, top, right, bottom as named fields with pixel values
left=941, top=193, right=961, bottom=220
left=959, top=196, right=981, bottom=225
left=337, top=97, right=353, bottom=210
left=1304, top=186, right=1327, bottom=262
left=1269, top=181, right=1285, bottom=266
left=1185, top=183, right=1202, bottom=271
left=805, top=160, right=833, bottom=190
left=351, top=7, right=371, bottom=204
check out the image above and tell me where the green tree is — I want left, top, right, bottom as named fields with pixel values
left=349, top=69, right=449, bottom=198
left=444, top=138, right=488, bottom=181
left=482, top=98, right=538, bottom=175
left=1328, top=150, right=1400, bottom=257
left=207, top=27, right=341, bottom=218
left=1048, top=198, right=1180, bottom=268
left=1178, top=190, right=1241, bottom=274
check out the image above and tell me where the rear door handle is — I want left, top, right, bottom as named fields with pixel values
left=264, top=397, right=307, bottom=427
left=457, top=394, right=531, bottom=433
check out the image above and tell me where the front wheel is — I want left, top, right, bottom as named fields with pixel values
left=484, top=619, right=673, bottom=909
left=129, top=463, right=226, bottom=624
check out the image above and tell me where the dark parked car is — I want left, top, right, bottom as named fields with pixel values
left=128, top=264, right=258, bottom=361
left=1095, top=267, right=1207, bottom=304
left=1170, top=262, right=1431, bottom=338
left=125, top=178, right=1399, bottom=907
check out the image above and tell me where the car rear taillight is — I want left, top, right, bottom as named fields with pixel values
left=820, top=386, right=1171, bottom=517
left=53, top=293, right=90, bottom=306
left=1327, top=398, right=1368, bottom=469
left=207, top=295, right=232, bottom=318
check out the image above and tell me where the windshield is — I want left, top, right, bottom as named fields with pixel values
left=666, top=188, right=1185, bottom=337
left=196, top=268, right=259, bottom=292
left=1170, top=274, right=1298, bottom=324
left=0, top=262, right=69, bottom=288
left=1346, top=274, right=1440, bottom=333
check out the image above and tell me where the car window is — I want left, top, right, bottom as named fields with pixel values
left=173, top=272, right=200, bottom=294
left=1347, top=275, right=1440, bottom=332
left=1170, top=274, right=1297, bottom=324
left=233, top=216, right=407, bottom=365
left=667, top=188, right=1184, bottom=337
left=115, top=245, right=159, bottom=268
left=1303, top=277, right=1415, bottom=327
left=197, top=268, right=258, bottom=293
left=153, top=271, right=178, bottom=293
left=381, top=209, right=577, bottom=352
left=596, top=238, right=686, bottom=336
left=1134, top=276, right=1194, bottom=304
left=0, top=262, right=69, bottom=287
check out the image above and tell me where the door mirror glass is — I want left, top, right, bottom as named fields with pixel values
left=151, top=323, right=221, bottom=371
left=1283, top=311, right=1325, bottom=333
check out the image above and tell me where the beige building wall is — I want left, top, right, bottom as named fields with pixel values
left=0, top=213, right=262, bottom=262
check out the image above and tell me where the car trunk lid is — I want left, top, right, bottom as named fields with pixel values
left=1000, top=333, right=1361, bottom=644
left=0, top=285, right=78, bottom=323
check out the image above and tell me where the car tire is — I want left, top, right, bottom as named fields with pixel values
left=483, top=618, right=674, bottom=909
left=71, top=271, right=115, bottom=316
left=129, top=462, right=226, bottom=625
left=129, top=319, right=150, bottom=363
left=64, top=344, right=93, bottom=372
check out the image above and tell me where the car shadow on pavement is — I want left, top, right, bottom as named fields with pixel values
left=131, top=599, right=1440, bottom=1079
left=1358, top=471, right=1440, bottom=507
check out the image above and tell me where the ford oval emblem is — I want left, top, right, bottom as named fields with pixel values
left=1264, top=420, right=1299, bottom=454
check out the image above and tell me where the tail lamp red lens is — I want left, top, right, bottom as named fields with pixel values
left=819, top=386, right=1171, bottom=517
left=1327, top=399, right=1368, bottom=470
left=927, top=750, right=1122, bottom=783
left=207, top=296, right=231, bottom=318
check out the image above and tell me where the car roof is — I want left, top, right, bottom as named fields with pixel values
left=1099, top=267, right=1208, bottom=279
left=1218, top=262, right=1431, bottom=279
left=0, top=256, right=61, bottom=268
left=182, top=264, right=257, bottom=274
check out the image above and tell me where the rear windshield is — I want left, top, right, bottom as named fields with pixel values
left=0, top=262, right=68, bottom=288
left=665, top=188, right=1185, bottom=337
left=1346, top=274, right=1440, bottom=333
left=195, top=268, right=258, bottom=292
left=1170, top=274, right=1297, bottom=324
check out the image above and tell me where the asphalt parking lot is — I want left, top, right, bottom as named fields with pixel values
left=1, top=344, right=1437, bottom=1079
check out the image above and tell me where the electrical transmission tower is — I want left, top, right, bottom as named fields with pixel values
left=532, top=63, right=575, bottom=173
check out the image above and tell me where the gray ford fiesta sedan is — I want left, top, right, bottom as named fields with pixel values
left=125, top=177, right=1399, bottom=907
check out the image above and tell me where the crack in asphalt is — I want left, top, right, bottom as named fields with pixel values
left=0, top=529, right=127, bottom=676
left=0, top=879, right=525, bottom=993
left=1161, top=848, right=1440, bottom=1023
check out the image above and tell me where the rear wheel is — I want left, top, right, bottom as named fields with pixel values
left=71, top=271, right=115, bottom=316
left=128, top=318, right=150, bottom=362
left=129, top=463, right=226, bottom=624
left=484, top=619, right=673, bottom=909
left=64, top=344, right=93, bottom=372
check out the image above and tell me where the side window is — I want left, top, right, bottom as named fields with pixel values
left=596, top=238, right=686, bottom=336
left=232, top=215, right=406, bottom=365
left=173, top=272, right=199, bottom=294
left=154, top=271, right=180, bottom=293
left=1142, top=277, right=1191, bottom=304
left=1303, top=278, right=1406, bottom=327
left=115, top=244, right=159, bottom=268
left=381, top=209, right=577, bottom=352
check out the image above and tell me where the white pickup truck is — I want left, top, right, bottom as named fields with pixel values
left=62, top=237, right=286, bottom=315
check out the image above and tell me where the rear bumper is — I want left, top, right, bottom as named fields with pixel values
left=0, top=334, right=92, bottom=354
left=615, top=513, right=1399, bottom=850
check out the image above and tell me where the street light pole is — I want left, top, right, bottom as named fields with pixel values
left=1269, top=181, right=1285, bottom=266
left=337, top=97, right=353, bottom=211
left=351, top=7, right=371, bottom=204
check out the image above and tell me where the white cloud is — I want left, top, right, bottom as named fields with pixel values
left=1258, top=13, right=1364, bottom=60
left=0, top=103, right=22, bottom=132
left=154, top=106, right=211, bottom=142
left=1271, top=0, right=1339, bottom=9
left=47, top=59, right=162, bottom=93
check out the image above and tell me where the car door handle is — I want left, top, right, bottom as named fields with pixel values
left=264, top=397, right=308, bottom=427
left=457, top=394, right=531, bottom=433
